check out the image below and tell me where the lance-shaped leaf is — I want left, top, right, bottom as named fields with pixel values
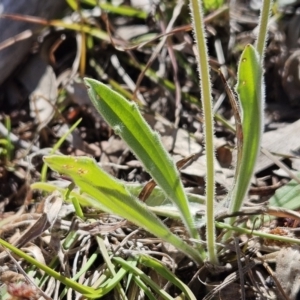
left=229, top=44, right=264, bottom=214
left=43, top=155, right=203, bottom=264
left=84, top=78, right=200, bottom=243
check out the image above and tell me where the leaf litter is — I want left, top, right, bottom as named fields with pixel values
left=0, top=0, right=300, bottom=299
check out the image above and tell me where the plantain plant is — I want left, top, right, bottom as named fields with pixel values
left=36, top=0, right=274, bottom=263
left=39, top=0, right=273, bottom=265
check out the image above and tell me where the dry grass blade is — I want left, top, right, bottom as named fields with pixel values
left=4, top=251, right=52, bottom=300
left=0, top=13, right=49, bottom=25
left=0, top=29, right=32, bottom=51
left=261, top=147, right=300, bottom=184
left=211, top=205, right=300, bottom=224
left=123, top=6, right=229, bottom=51
left=234, top=237, right=246, bottom=300
left=219, top=70, right=243, bottom=177
left=133, top=0, right=184, bottom=100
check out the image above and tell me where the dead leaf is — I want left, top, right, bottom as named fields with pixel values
left=256, top=119, right=300, bottom=173
left=276, top=246, right=300, bottom=300
left=17, top=55, right=57, bottom=130
left=16, top=191, right=62, bottom=248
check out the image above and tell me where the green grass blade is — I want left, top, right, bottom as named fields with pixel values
left=59, top=251, right=99, bottom=298
left=0, top=238, right=96, bottom=296
left=43, top=155, right=203, bottom=264
left=215, top=221, right=300, bottom=245
left=83, top=266, right=129, bottom=299
left=41, top=118, right=82, bottom=182
left=139, top=254, right=197, bottom=300
left=84, top=78, right=202, bottom=245
left=132, top=276, right=157, bottom=300
left=83, top=0, right=148, bottom=19
left=50, top=20, right=110, bottom=42
left=31, top=182, right=205, bottom=226
left=125, top=59, right=235, bottom=131
left=229, top=45, right=263, bottom=214
left=31, top=182, right=92, bottom=206
left=95, top=236, right=127, bottom=300
left=113, top=257, right=174, bottom=300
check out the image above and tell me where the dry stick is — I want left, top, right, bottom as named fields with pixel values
left=0, top=29, right=32, bottom=51
left=198, top=205, right=300, bottom=224
left=244, top=255, right=265, bottom=299
left=249, top=181, right=282, bottom=195
left=166, top=29, right=182, bottom=128
left=261, top=147, right=300, bottom=185
left=0, top=13, right=49, bottom=25
left=104, top=15, right=147, bottom=105
left=123, top=6, right=229, bottom=51
left=1, top=8, right=229, bottom=53
left=255, top=251, right=290, bottom=300
left=218, top=70, right=244, bottom=208
left=202, top=261, right=257, bottom=300
left=234, top=237, right=246, bottom=300
left=218, top=70, right=243, bottom=172
left=160, top=0, right=184, bottom=128
left=133, top=0, right=184, bottom=101
left=5, top=250, right=53, bottom=300
left=110, top=55, right=147, bottom=105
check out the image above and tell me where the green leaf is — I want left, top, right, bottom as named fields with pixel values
left=0, top=237, right=96, bottom=296
left=31, top=181, right=206, bottom=227
left=43, top=155, right=203, bottom=264
left=202, top=0, right=224, bottom=11
left=268, top=172, right=300, bottom=210
left=84, top=78, right=201, bottom=245
left=92, top=1, right=148, bottom=19
left=229, top=45, right=263, bottom=214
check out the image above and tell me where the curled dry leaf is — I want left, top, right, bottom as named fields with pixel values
left=16, top=191, right=62, bottom=248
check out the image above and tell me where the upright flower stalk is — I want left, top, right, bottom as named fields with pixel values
left=189, top=0, right=218, bottom=264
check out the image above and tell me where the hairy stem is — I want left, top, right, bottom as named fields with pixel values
left=189, top=0, right=218, bottom=264
left=255, top=0, right=273, bottom=61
